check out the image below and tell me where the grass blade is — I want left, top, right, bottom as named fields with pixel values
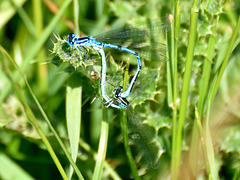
left=210, top=16, right=240, bottom=106
left=10, top=0, right=36, bottom=37
left=0, top=0, right=27, bottom=29
left=0, top=45, right=85, bottom=179
left=205, top=101, right=218, bottom=179
left=0, top=46, right=68, bottom=180
left=0, top=153, right=33, bottom=180
left=66, top=75, right=82, bottom=179
left=0, top=0, right=72, bottom=103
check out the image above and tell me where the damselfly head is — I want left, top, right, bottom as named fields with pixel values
left=113, top=86, right=123, bottom=98
left=67, top=33, right=75, bottom=46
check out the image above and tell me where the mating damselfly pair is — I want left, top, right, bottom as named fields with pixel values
left=52, top=18, right=169, bottom=168
left=56, top=18, right=168, bottom=107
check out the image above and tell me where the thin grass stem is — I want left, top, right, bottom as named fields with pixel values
left=171, top=1, right=180, bottom=179
left=120, top=110, right=140, bottom=180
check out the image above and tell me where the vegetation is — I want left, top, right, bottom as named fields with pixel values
left=0, top=0, right=240, bottom=179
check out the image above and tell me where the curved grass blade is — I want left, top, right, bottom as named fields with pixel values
left=0, top=46, right=84, bottom=179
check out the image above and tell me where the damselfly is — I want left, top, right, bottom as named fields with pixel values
left=66, top=18, right=168, bottom=100
left=98, top=50, right=164, bottom=169
left=104, top=71, right=164, bottom=169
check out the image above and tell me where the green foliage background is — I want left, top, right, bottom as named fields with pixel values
left=0, top=0, right=240, bottom=179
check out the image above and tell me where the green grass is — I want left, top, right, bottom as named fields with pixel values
left=1, top=0, right=240, bottom=179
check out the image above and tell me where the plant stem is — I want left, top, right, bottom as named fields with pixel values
left=171, top=1, right=180, bottom=179
left=120, top=110, right=140, bottom=180
left=173, top=0, right=199, bottom=179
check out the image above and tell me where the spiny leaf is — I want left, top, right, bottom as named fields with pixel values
left=129, top=69, right=160, bottom=108
left=51, top=36, right=98, bottom=69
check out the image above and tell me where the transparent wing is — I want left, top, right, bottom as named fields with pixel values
left=127, top=106, right=163, bottom=168
left=126, top=69, right=160, bottom=107
left=94, top=19, right=169, bottom=61
left=94, top=19, right=168, bottom=44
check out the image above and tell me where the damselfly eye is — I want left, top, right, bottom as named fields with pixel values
left=114, top=86, right=123, bottom=98
left=67, top=33, right=75, bottom=46
left=70, top=33, right=75, bottom=38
